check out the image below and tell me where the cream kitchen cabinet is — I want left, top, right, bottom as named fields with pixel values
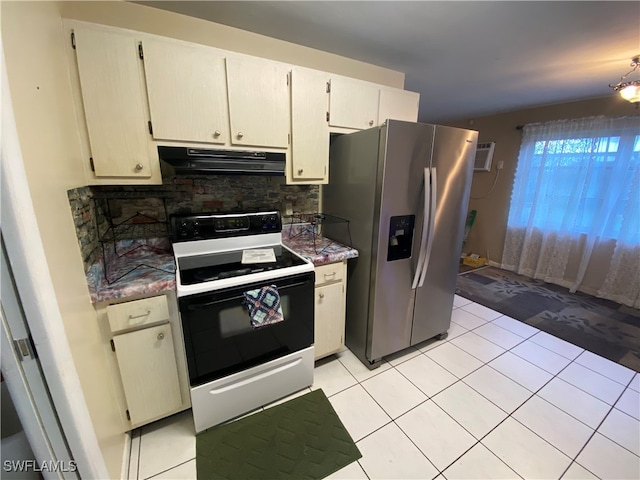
left=289, top=66, right=330, bottom=184
left=140, top=37, right=230, bottom=145
left=314, top=261, right=347, bottom=360
left=328, top=75, right=380, bottom=131
left=226, top=56, right=291, bottom=148
left=141, top=37, right=290, bottom=149
left=96, top=292, right=190, bottom=430
left=70, top=24, right=155, bottom=180
left=378, top=87, right=420, bottom=124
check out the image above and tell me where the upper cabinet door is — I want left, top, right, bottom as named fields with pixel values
left=226, top=56, right=290, bottom=148
left=141, top=38, right=229, bottom=144
left=73, top=27, right=152, bottom=178
left=328, top=76, right=379, bottom=130
left=378, top=87, right=420, bottom=124
left=290, top=67, right=329, bottom=183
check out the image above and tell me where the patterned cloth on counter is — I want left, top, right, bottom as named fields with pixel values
left=242, top=285, right=284, bottom=328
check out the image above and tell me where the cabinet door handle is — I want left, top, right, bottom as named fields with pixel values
left=135, top=163, right=144, bottom=171
left=157, top=332, right=165, bottom=341
left=298, top=169, right=304, bottom=175
left=324, top=272, right=336, bottom=278
left=213, top=130, right=221, bottom=137
left=128, top=309, right=150, bottom=320
left=318, top=293, right=325, bottom=299
left=237, top=132, right=244, bottom=139
left=369, top=120, right=374, bottom=126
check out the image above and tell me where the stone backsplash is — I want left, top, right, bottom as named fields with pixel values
left=68, top=175, right=319, bottom=273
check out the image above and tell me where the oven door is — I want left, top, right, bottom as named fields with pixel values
left=179, top=271, right=314, bottom=387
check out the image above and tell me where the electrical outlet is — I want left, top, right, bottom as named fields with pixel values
left=285, top=202, right=293, bottom=215
left=497, top=161, right=504, bottom=170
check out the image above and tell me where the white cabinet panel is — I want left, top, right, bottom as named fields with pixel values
left=290, top=67, right=329, bottom=183
left=315, top=282, right=345, bottom=360
left=112, top=323, right=182, bottom=425
left=142, top=38, right=230, bottom=144
left=107, top=295, right=169, bottom=334
left=226, top=56, right=290, bottom=148
left=314, top=261, right=347, bottom=360
left=378, top=87, right=420, bottom=124
left=329, top=76, right=379, bottom=130
left=73, top=26, right=152, bottom=178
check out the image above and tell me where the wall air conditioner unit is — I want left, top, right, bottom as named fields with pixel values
left=474, top=142, right=495, bottom=172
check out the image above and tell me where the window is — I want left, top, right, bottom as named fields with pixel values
left=507, top=117, right=640, bottom=245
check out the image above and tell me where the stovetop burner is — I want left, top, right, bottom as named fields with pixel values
left=178, top=245, right=307, bottom=286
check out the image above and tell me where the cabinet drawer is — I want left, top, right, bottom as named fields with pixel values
left=315, top=262, right=345, bottom=286
left=107, top=295, right=169, bottom=333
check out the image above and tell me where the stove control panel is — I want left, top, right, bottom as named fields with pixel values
left=170, top=211, right=282, bottom=242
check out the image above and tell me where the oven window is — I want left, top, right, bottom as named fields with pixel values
left=219, top=297, right=290, bottom=338
left=179, top=272, right=314, bottom=386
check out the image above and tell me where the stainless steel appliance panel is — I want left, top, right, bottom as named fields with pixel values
left=411, top=126, right=477, bottom=344
left=324, top=121, right=477, bottom=369
left=323, top=128, right=383, bottom=366
left=369, top=121, right=436, bottom=360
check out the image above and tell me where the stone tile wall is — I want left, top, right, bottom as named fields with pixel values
left=68, top=174, right=319, bottom=272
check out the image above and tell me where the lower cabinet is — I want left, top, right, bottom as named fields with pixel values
left=111, top=323, right=181, bottom=425
left=314, top=261, right=347, bottom=360
left=96, top=291, right=190, bottom=430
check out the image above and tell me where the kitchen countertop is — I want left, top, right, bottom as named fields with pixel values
left=86, top=239, right=176, bottom=304
left=282, top=224, right=358, bottom=265
left=88, top=228, right=357, bottom=303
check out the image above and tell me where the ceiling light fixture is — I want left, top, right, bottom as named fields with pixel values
left=609, top=55, right=640, bottom=104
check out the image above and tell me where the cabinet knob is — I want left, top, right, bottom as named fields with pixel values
left=135, top=163, right=144, bottom=171
left=319, top=293, right=325, bottom=299
left=213, top=130, right=221, bottom=137
left=157, top=332, right=165, bottom=341
left=369, top=120, right=374, bottom=126
left=237, top=132, right=244, bottom=139
left=297, top=169, right=304, bottom=175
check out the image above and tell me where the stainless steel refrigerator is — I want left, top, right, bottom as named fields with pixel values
left=322, top=120, right=478, bottom=369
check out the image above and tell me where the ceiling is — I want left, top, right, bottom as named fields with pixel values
left=135, top=1, right=640, bottom=123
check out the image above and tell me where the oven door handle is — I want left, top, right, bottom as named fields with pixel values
left=184, top=280, right=312, bottom=310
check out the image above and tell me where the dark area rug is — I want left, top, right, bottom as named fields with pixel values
left=196, top=389, right=361, bottom=480
left=456, top=266, right=640, bottom=373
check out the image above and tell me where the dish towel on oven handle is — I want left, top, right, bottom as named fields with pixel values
left=242, top=285, right=284, bottom=328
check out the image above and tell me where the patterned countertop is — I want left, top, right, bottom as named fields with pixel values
left=88, top=229, right=358, bottom=303
left=87, top=239, right=176, bottom=304
left=282, top=224, right=359, bottom=265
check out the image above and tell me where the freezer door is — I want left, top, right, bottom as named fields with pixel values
left=368, top=121, right=435, bottom=361
left=411, top=125, right=477, bottom=345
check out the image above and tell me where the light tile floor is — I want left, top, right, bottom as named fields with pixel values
left=128, top=296, right=640, bottom=479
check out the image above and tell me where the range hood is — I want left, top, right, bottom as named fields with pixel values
left=158, top=146, right=285, bottom=176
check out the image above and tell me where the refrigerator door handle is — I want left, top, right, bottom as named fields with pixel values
left=418, top=167, right=437, bottom=287
left=411, top=167, right=431, bottom=289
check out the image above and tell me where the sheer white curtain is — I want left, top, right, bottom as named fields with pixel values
left=501, top=116, right=640, bottom=308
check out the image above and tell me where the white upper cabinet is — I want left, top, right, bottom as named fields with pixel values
left=141, top=38, right=229, bottom=144
left=328, top=75, right=380, bottom=130
left=72, top=26, right=152, bottom=178
left=289, top=66, right=330, bottom=183
left=378, top=87, right=420, bottom=124
left=226, top=56, right=291, bottom=148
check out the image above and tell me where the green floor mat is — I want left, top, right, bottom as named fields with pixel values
left=196, top=389, right=362, bottom=480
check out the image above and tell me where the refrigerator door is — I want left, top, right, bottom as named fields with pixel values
left=322, top=126, right=385, bottom=366
left=411, top=125, right=477, bottom=345
left=367, top=120, right=436, bottom=361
